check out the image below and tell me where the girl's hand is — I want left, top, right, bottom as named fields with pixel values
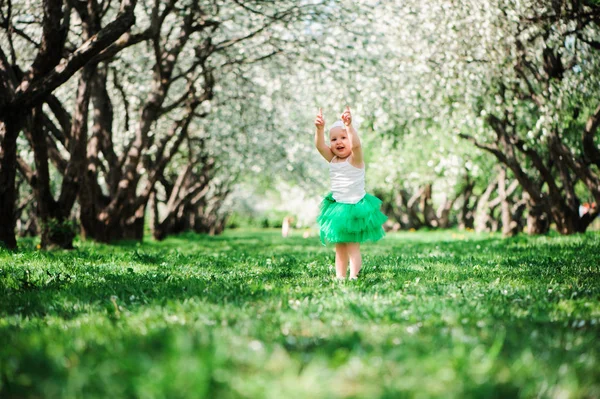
left=315, top=108, right=325, bottom=132
left=341, top=106, right=352, bottom=126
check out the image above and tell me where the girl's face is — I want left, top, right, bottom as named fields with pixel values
left=329, top=127, right=351, bottom=158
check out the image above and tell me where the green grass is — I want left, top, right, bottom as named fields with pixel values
left=1, top=229, right=599, bottom=398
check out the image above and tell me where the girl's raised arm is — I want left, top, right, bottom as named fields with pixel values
left=341, top=106, right=363, bottom=167
left=315, top=108, right=334, bottom=162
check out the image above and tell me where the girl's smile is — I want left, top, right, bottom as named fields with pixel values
left=330, top=126, right=350, bottom=158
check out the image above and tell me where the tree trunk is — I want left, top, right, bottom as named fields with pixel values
left=0, top=113, right=22, bottom=248
left=169, top=186, right=231, bottom=237
left=525, top=195, right=550, bottom=235
left=436, top=193, right=457, bottom=229
left=153, top=171, right=213, bottom=239
left=27, top=63, right=95, bottom=249
left=498, top=167, right=512, bottom=236
left=406, top=187, right=426, bottom=229
left=420, top=183, right=437, bottom=227
left=15, top=191, right=38, bottom=237
left=509, top=199, right=527, bottom=236
left=474, top=178, right=498, bottom=233
left=79, top=64, right=114, bottom=243
left=457, top=175, right=476, bottom=230
left=120, top=204, right=146, bottom=240
left=497, top=167, right=522, bottom=237
left=29, top=105, right=74, bottom=249
left=546, top=134, right=599, bottom=234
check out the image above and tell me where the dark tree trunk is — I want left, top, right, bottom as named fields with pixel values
left=169, top=186, right=231, bottom=237
left=457, top=175, right=476, bottom=230
left=525, top=196, right=550, bottom=235
left=545, top=134, right=600, bottom=234
left=0, top=113, right=22, bottom=249
left=30, top=105, right=74, bottom=249
left=120, top=205, right=146, bottom=240
left=152, top=165, right=213, bottom=240
left=406, top=188, right=426, bottom=229
left=420, top=184, right=437, bottom=227
left=26, top=64, right=95, bottom=249
left=79, top=64, right=115, bottom=243
left=509, top=199, right=527, bottom=236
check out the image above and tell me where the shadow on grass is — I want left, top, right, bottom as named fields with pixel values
left=2, top=229, right=600, bottom=321
left=0, top=266, right=309, bottom=319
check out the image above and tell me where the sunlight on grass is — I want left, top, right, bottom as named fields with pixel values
left=1, top=230, right=599, bottom=398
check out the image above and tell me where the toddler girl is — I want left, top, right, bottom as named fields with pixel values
left=314, top=107, right=387, bottom=280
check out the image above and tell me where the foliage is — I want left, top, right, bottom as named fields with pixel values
left=1, top=230, right=599, bottom=397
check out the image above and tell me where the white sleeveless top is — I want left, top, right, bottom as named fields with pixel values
left=330, top=156, right=366, bottom=204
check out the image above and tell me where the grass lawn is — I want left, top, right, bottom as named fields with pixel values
left=1, top=229, right=599, bottom=398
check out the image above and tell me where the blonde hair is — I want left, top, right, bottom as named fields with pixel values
left=329, top=120, right=346, bottom=131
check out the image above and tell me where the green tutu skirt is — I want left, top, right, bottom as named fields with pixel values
left=317, top=192, right=387, bottom=244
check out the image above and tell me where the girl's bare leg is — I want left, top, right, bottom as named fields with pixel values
left=335, top=243, right=349, bottom=278
left=347, top=243, right=362, bottom=279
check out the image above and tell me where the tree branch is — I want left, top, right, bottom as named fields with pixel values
left=45, top=94, right=72, bottom=142
left=4, top=0, right=137, bottom=114
left=212, top=4, right=307, bottom=52
left=458, top=133, right=503, bottom=159
left=16, top=156, right=34, bottom=185
left=511, top=136, right=559, bottom=195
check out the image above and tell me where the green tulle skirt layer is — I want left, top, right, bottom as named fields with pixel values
left=317, top=192, right=387, bottom=245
